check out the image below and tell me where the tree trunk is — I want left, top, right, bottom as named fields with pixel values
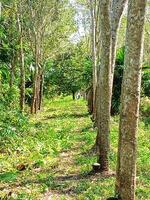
left=19, top=41, right=25, bottom=112
left=0, top=2, right=2, bottom=17
left=31, top=51, right=39, bottom=114
left=110, top=0, right=128, bottom=88
left=96, top=0, right=112, bottom=172
left=72, top=91, right=75, bottom=100
left=17, top=7, right=25, bottom=112
left=86, top=85, right=93, bottom=115
left=95, top=0, right=127, bottom=167
left=115, top=0, right=147, bottom=199
left=31, top=72, right=38, bottom=114
left=38, top=72, right=44, bottom=110
left=31, top=35, right=41, bottom=114
left=89, top=0, right=97, bottom=120
left=36, top=69, right=42, bottom=111
left=9, top=61, right=15, bottom=88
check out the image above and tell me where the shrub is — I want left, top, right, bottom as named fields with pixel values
left=0, top=110, right=29, bottom=137
left=140, top=97, right=150, bottom=127
left=111, top=47, right=150, bottom=115
left=111, top=47, right=124, bottom=115
left=0, top=84, right=29, bottom=137
left=0, top=84, right=19, bottom=108
left=142, top=68, right=150, bottom=97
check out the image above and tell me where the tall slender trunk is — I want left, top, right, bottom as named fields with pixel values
left=95, top=0, right=127, bottom=168
left=28, top=2, right=45, bottom=114
left=110, top=0, right=128, bottom=89
left=36, top=69, right=42, bottom=111
left=31, top=31, right=43, bottom=114
left=87, top=85, right=93, bottom=115
left=72, top=91, right=75, bottom=100
left=17, top=8, right=25, bottom=112
left=31, top=67, right=38, bottom=114
left=96, top=0, right=112, bottom=171
left=9, top=61, right=15, bottom=88
left=0, top=2, right=2, bottom=17
left=19, top=41, right=25, bottom=112
left=89, top=0, right=97, bottom=120
left=115, top=0, right=147, bottom=199
left=38, top=72, right=44, bottom=110
left=31, top=44, right=39, bottom=114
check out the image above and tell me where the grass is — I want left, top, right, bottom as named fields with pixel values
left=0, top=96, right=150, bottom=200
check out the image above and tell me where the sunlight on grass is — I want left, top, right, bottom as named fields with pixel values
left=0, top=96, right=150, bottom=199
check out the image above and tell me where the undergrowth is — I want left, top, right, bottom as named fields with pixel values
left=0, top=96, right=150, bottom=200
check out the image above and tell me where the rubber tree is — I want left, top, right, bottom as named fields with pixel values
left=96, top=0, right=112, bottom=171
left=27, top=0, right=75, bottom=113
left=115, top=0, right=147, bottom=199
left=0, top=2, right=2, bottom=17
left=95, top=0, right=128, bottom=171
left=110, top=0, right=128, bottom=87
left=89, top=0, right=99, bottom=120
left=16, top=2, right=25, bottom=112
left=26, top=0, right=51, bottom=114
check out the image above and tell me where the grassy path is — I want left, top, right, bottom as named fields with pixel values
left=0, top=97, right=150, bottom=199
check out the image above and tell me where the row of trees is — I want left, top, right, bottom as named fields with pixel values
left=87, top=0, right=147, bottom=199
left=0, top=0, right=76, bottom=113
left=0, top=0, right=149, bottom=199
left=44, top=42, right=92, bottom=100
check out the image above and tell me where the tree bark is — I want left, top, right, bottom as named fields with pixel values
left=96, top=0, right=112, bottom=171
left=36, top=69, right=42, bottom=111
left=17, top=6, right=25, bottom=112
left=38, top=71, right=44, bottom=110
left=89, top=0, right=97, bottom=120
left=72, top=91, right=75, bottom=100
left=95, top=0, right=127, bottom=170
left=19, top=39, right=25, bottom=112
left=0, top=2, right=2, bottom=17
left=110, top=0, right=128, bottom=87
left=86, top=85, right=93, bottom=115
left=9, top=61, right=15, bottom=88
left=9, top=53, right=18, bottom=88
left=115, top=0, right=147, bottom=199
left=31, top=68, right=38, bottom=114
left=31, top=43, right=39, bottom=114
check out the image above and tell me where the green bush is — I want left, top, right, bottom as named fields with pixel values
left=111, top=47, right=124, bottom=115
left=142, top=69, right=150, bottom=97
left=140, top=97, right=150, bottom=127
left=0, top=84, right=29, bottom=137
left=25, top=87, right=32, bottom=105
left=0, top=110, right=29, bottom=137
left=0, top=84, right=19, bottom=108
left=111, top=47, right=150, bottom=115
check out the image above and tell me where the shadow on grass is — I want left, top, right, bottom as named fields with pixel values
left=0, top=171, right=18, bottom=183
left=81, top=125, right=94, bottom=133
left=46, top=108, right=57, bottom=112
left=43, top=112, right=89, bottom=121
left=80, top=145, right=97, bottom=156
left=0, top=169, right=115, bottom=196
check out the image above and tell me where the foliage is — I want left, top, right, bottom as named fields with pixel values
left=0, top=84, right=29, bottom=137
left=140, top=97, right=150, bottom=127
left=111, top=47, right=125, bottom=115
left=0, top=109, right=29, bottom=137
left=0, top=0, right=78, bottom=113
left=0, top=15, right=18, bottom=64
left=112, top=47, right=150, bottom=115
left=142, top=68, right=150, bottom=97
left=44, top=44, right=92, bottom=98
left=0, top=84, right=19, bottom=108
